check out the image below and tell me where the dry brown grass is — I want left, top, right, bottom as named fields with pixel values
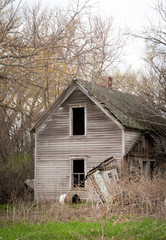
left=115, top=174, right=166, bottom=218
left=0, top=176, right=165, bottom=223
left=0, top=201, right=102, bottom=223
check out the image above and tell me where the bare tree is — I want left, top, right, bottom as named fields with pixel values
left=122, top=0, right=166, bottom=138
left=0, top=0, right=125, bottom=159
left=0, top=0, right=126, bottom=202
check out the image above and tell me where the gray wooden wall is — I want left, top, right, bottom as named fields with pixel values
left=35, top=88, right=123, bottom=200
left=124, top=130, right=140, bottom=153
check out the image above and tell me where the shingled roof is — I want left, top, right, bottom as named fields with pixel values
left=31, top=78, right=166, bottom=132
left=77, top=79, right=149, bottom=130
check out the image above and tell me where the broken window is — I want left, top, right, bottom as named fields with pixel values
left=143, top=161, right=149, bottom=177
left=150, top=161, right=155, bottom=179
left=72, top=159, right=85, bottom=188
left=72, top=107, right=85, bottom=135
left=142, top=160, right=155, bottom=179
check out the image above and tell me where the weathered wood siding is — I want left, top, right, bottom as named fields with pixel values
left=35, top=88, right=122, bottom=200
left=124, top=130, right=140, bottom=154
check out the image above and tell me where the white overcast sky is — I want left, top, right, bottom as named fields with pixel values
left=20, top=0, right=158, bottom=71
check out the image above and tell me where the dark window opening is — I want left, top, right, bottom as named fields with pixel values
left=150, top=161, right=155, bottom=179
left=72, top=107, right=85, bottom=135
left=72, top=159, right=85, bottom=188
left=143, top=161, right=155, bottom=179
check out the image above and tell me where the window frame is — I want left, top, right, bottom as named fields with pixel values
left=70, top=157, right=86, bottom=190
left=69, top=105, right=87, bottom=136
left=142, top=160, right=155, bottom=179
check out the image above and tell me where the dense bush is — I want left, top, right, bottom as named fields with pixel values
left=0, top=154, right=34, bottom=203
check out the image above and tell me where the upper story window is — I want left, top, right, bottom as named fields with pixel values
left=70, top=106, right=86, bottom=136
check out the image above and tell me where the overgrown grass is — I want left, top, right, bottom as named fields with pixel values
left=0, top=217, right=166, bottom=240
left=0, top=201, right=166, bottom=239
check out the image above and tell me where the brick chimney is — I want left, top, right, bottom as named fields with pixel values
left=101, top=76, right=113, bottom=90
left=107, top=76, right=113, bottom=89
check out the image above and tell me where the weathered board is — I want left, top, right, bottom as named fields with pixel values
left=35, top=88, right=123, bottom=200
left=124, top=130, right=140, bottom=153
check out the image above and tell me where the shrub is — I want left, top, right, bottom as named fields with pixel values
left=0, top=154, right=34, bottom=203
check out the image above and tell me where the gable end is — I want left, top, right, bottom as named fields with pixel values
left=31, top=80, right=125, bottom=133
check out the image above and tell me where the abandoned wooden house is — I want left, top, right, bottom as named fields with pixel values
left=31, top=78, right=166, bottom=201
